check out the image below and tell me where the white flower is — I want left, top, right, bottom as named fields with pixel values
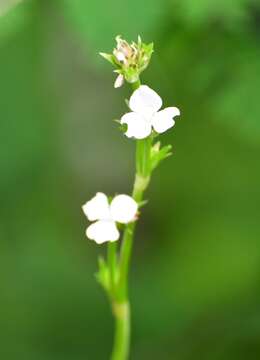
left=120, top=85, right=180, bottom=139
left=82, top=193, right=138, bottom=244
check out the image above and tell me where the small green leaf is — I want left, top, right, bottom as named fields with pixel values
left=99, top=52, right=117, bottom=66
left=113, top=118, right=127, bottom=133
left=95, top=256, right=110, bottom=292
left=151, top=143, right=172, bottom=171
left=118, top=123, right=127, bottom=133
left=138, top=199, right=149, bottom=208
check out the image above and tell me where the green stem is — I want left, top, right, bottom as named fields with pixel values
left=131, top=79, right=141, bottom=90
left=136, top=137, right=152, bottom=178
left=110, top=78, right=152, bottom=360
left=118, top=139, right=151, bottom=301
left=117, top=221, right=136, bottom=301
left=111, top=302, right=130, bottom=360
left=108, top=242, right=117, bottom=296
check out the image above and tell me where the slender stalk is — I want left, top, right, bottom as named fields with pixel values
left=111, top=302, right=130, bottom=360
left=110, top=78, right=152, bottom=360
left=117, top=221, right=136, bottom=301
left=131, top=79, right=141, bottom=90
left=108, top=242, right=117, bottom=296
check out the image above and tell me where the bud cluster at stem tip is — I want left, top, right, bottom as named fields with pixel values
left=100, top=35, right=154, bottom=88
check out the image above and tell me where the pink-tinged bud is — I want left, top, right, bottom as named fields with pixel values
left=115, top=36, right=134, bottom=58
left=100, top=35, right=154, bottom=85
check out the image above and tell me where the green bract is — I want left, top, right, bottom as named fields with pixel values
left=100, top=35, right=154, bottom=84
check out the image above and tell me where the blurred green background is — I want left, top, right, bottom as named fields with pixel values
left=1, top=0, right=260, bottom=359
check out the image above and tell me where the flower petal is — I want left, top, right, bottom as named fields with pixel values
left=110, top=194, right=138, bottom=224
left=151, top=107, right=180, bottom=134
left=114, top=74, right=124, bottom=88
left=129, top=85, right=162, bottom=117
left=86, top=220, right=120, bottom=244
left=121, top=112, right=152, bottom=139
left=82, top=192, right=111, bottom=221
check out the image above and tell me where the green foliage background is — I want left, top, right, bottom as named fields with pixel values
left=1, top=0, right=260, bottom=359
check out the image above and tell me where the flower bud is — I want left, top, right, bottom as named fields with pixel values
left=100, top=35, right=154, bottom=86
left=114, top=74, right=124, bottom=88
left=113, top=36, right=134, bottom=64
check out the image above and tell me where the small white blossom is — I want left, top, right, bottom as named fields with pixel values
left=120, top=85, right=180, bottom=139
left=82, top=193, right=138, bottom=244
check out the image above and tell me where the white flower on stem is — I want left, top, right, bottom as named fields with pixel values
left=82, top=193, right=138, bottom=244
left=120, top=85, right=180, bottom=139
